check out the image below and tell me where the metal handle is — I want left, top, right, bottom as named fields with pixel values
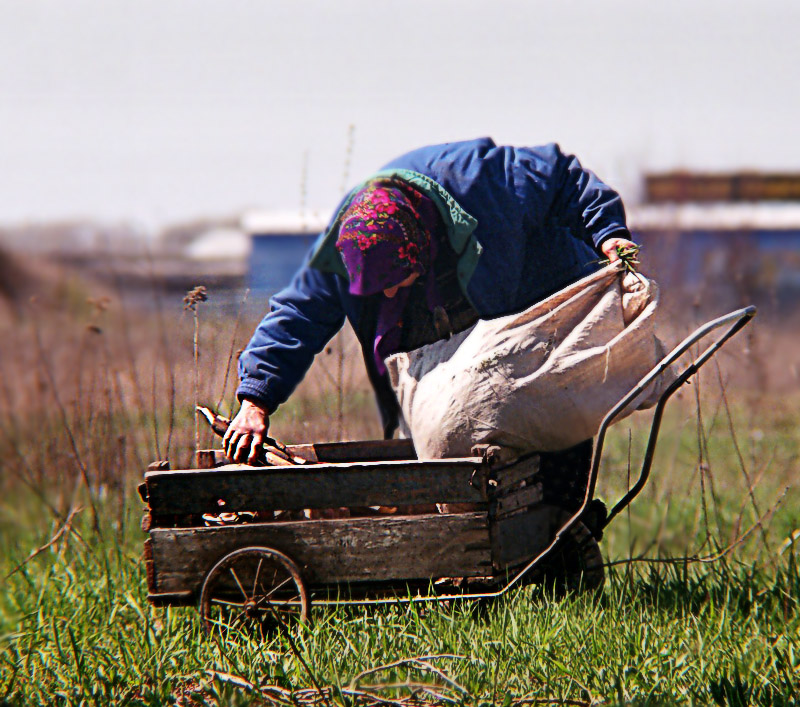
left=598, top=305, right=756, bottom=526
left=489, top=305, right=758, bottom=597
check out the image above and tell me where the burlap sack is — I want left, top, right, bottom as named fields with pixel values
left=386, top=261, right=675, bottom=458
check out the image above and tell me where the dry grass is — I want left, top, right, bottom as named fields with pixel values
left=0, top=250, right=796, bottom=524
left=0, top=265, right=381, bottom=516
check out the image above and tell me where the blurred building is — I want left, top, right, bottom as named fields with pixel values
left=241, top=176, right=800, bottom=313
left=629, top=173, right=800, bottom=311
left=644, top=173, right=800, bottom=204
left=242, top=210, right=329, bottom=296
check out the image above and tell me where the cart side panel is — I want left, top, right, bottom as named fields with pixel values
left=145, top=459, right=485, bottom=516
left=143, top=538, right=156, bottom=594
left=148, top=512, right=492, bottom=597
left=492, top=455, right=541, bottom=493
left=490, top=504, right=562, bottom=570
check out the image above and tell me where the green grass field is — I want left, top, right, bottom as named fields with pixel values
left=0, top=293, right=798, bottom=706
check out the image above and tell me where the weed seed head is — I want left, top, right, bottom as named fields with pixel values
left=87, top=296, right=111, bottom=313
left=184, top=286, right=208, bottom=311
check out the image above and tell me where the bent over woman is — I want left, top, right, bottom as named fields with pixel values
left=224, top=137, right=637, bottom=463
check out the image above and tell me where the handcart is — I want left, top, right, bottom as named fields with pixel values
left=139, top=306, right=756, bottom=634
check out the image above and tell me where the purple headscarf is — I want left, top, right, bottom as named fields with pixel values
left=335, top=179, right=441, bottom=374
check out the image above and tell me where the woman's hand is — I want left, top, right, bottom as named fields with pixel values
left=223, top=399, right=270, bottom=464
left=600, top=236, right=639, bottom=262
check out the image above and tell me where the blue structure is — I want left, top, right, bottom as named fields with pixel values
left=248, top=233, right=318, bottom=295
left=242, top=210, right=329, bottom=298
left=243, top=204, right=800, bottom=311
left=629, top=203, right=800, bottom=310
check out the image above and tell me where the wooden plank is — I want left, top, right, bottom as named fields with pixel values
left=262, top=450, right=296, bottom=467
left=149, top=512, right=492, bottom=595
left=148, top=590, right=193, bottom=607
left=192, top=439, right=419, bottom=468
left=493, top=483, right=544, bottom=518
left=492, top=456, right=541, bottom=495
left=146, top=458, right=486, bottom=516
left=196, top=451, right=218, bottom=469
left=288, top=439, right=417, bottom=463
left=490, top=504, right=562, bottom=569
left=143, top=538, right=156, bottom=595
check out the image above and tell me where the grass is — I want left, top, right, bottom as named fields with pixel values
left=0, top=512, right=797, bottom=705
left=0, top=279, right=798, bottom=705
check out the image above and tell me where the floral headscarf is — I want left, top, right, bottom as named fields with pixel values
left=335, top=179, right=441, bottom=374
left=336, top=181, right=434, bottom=295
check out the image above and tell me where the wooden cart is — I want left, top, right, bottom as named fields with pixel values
left=141, top=438, right=604, bottom=630
left=140, top=306, right=755, bottom=633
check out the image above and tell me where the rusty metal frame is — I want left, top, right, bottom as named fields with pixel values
left=599, top=305, right=757, bottom=527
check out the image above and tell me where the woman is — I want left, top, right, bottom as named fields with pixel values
left=224, top=138, right=637, bottom=463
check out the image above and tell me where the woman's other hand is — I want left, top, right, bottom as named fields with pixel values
left=600, top=236, right=638, bottom=262
left=223, top=399, right=270, bottom=464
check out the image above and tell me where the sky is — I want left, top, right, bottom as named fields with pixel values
left=1, top=0, right=798, bottom=228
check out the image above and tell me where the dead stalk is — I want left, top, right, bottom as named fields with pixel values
left=350, top=655, right=468, bottom=693
left=604, top=485, right=787, bottom=569
left=5, top=505, right=83, bottom=579
left=713, top=360, right=774, bottom=559
left=215, top=288, right=250, bottom=418
left=28, top=304, right=102, bottom=535
left=184, top=286, right=208, bottom=456
left=146, top=246, right=177, bottom=460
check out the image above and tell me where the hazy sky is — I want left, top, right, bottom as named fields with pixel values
left=1, top=0, right=798, bottom=226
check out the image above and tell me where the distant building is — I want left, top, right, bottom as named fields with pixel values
left=644, top=172, right=800, bottom=204
left=630, top=173, right=800, bottom=307
left=243, top=175, right=800, bottom=310
left=242, top=210, right=330, bottom=296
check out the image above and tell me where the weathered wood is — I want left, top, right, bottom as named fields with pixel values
left=471, top=444, right=519, bottom=467
left=196, top=450, right=218, bottom=469
left=197, top=447, right=307, bottom=468
left=490, top=504, right=562, bottom=569
left=263, top=450, right=296, bottom=467
left=197, top=449, right=304, bottom=469
left=143, top=538, right=156, bottom=595
left=149, top=512, right=492, bottom=595
left=192, top=439, right=419, bottom=468
left=288, top=439, right=417, bottom=463
left=146, top=458, right=486, bottom=516
left=493, top=483, right=544, bottom=518
left=195, top=449, right=233, bottom=468
left=148, top=590, right=194, bottom=607
left=492, top=456, right=541, bottom=495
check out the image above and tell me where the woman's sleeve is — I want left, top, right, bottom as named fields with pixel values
left=549, top=145, right=632, bottom=250
left=236, top=252, right=347, bottom=413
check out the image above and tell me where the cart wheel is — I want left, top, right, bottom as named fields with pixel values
left=199, top=546, right=309, bottom=636
left=538, top=518, right=605, bottom=595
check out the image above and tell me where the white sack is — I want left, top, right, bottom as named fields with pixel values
left=386, top=262, right=675, bottom=458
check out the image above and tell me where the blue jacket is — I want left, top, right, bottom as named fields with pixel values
left=237, top=138, right=631, bottom=432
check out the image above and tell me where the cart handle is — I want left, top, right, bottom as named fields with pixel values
left=473, top=304, right=759, bottom=598
left=596, top=304, right=756, bottom=528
